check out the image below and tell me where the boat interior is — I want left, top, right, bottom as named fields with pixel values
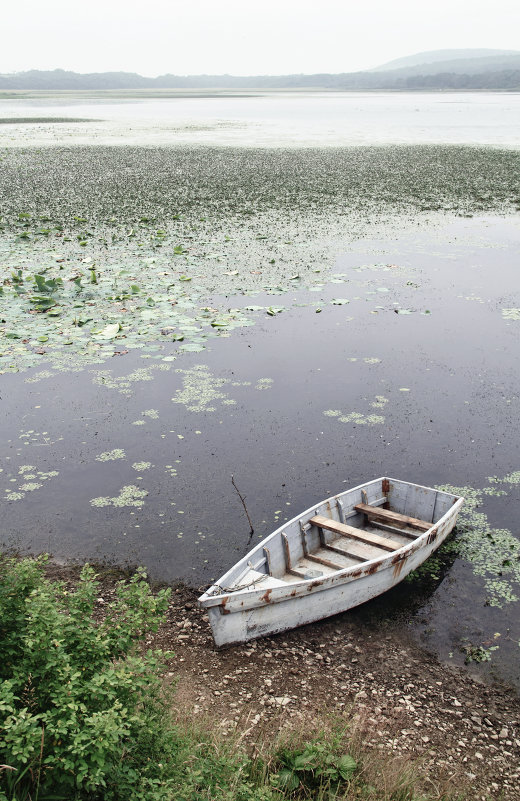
left=227, top=479, right=455, bottom=593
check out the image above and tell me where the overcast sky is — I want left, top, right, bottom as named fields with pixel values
left=3, top=0, right=520, bottom=76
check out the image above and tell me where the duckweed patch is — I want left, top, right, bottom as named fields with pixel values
left=132, top=461, right=152, bottom=471
left=324, top=396, right=388, bottom=426
left=18, top=429, right=64, bottom=446
left=24, top=369, right=55, bottom=384
left=255, top=378, right=274, bottom=390
left=96, top=448, right=126, bottom=462
left=371, top=395, right=388, bottom=409
left=90, top=484, right=148, bottom=508
left=488, top=470, right=520, bottom=485
left=437, top=483, right=520, bottom=608
left=91, top=364, right=172, bottom=395
left=172, top=364, right=249, bottom=412
left=3, top=466, right=59, bottom=503
left=501, top=308, right=520, bottom=321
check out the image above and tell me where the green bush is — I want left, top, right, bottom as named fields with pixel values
left=0, top=556, right=174, bottom=800
left=271, top=739, right=357, bottom=798
left=0, top=556, right=466, bottom=801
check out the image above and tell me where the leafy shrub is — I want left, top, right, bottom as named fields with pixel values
left=272, top=739, right=357, bottom=796
left=0, top=556, right=173, bottom=800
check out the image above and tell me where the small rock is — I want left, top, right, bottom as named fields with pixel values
left=274, top=696, right=291, bottom=706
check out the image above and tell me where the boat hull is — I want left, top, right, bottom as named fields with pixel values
left=199, top=478, right=463, bottom=647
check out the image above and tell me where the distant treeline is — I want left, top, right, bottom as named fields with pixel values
left=1, top=68, right=519, bottom=91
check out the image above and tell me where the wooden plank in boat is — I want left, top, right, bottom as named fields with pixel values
left=310, top=515, right=401, bottom=552
left=324, top=542, right=366, bottom=562
left=354, top=503, right=431, bottom=532
left=288, top=568, right=309, bottom=579
left=281, top=533, right=292, bottom=569
left=371, top=520, right=420, bottom=539
left=241, top=569, right=288, bottom=589
left=326, top=538, right=388, bottom=562
left=306, top=553, right=346, bottom=571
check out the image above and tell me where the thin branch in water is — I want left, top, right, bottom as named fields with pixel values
left=231, top=474, right=254, bottom=539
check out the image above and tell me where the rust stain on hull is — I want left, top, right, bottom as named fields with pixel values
left=392, top=551, right=409, bottom=579
left=427, top=527, right=438, bottom=545
left=260, top=588, right=273, bottom=604
left=220, top=596, right=230, bottom=615
left=364, top=560, right=382, bottom=575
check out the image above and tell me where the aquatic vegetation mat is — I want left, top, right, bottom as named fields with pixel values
left=438, top=481, right=520, bottom=608
left=171, top=364, right=267, bottom=412
left=2, top=463, right=59, bottom=502
left=90, top=484, right=149, bottom=508
left=1, top=144, right=519, bottom=373
left=323, top=395, right=388, bottom=426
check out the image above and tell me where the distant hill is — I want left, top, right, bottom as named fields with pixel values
left=371, top=48, right=520, bottom=71
left=1, top=50, right=520, bottom=91
left=371, top=51, right=520, bottom=78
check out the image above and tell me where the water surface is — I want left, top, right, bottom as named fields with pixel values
left=1, top=91, right=519, bottom=147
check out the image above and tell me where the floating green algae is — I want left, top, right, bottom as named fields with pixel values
left=487, top=471, right=520, bottom=485
left=324, top=395, right=387, bottom=426
left=254, top=378, right=274, bottom=391
left=24, top=369, right=55, bottom=384
left=502, top=308, right=520, bottom=321
left=132, top=462, right=152, bottom=471
left=91, top=363, right=172, bottom=395
left=90, top=484, right=148, bottom=508
left=95, top=448, right=126, bottom=462
left=371, top=395, right=388, bottom=409
left=437, top=483, right=520, bottom=608
left=171, top=364, right=250, bottom=412
left=18, top=429, right=64, bottom=446
left=346, top=356, right=381, bottom=364
left=3, top=465, right=59, bottom=503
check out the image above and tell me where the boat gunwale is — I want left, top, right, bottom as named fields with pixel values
left=198, top=477, right=463, bottom=610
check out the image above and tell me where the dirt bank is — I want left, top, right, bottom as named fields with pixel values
left=47, top=564, right=520, bottom=800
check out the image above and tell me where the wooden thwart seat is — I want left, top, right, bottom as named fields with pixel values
left=309, top=515, right=402, bottom=552
left=354, top=503, right=432, bottom=532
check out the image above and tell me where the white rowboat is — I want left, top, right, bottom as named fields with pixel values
left=198, top=477, right=463, bottom=647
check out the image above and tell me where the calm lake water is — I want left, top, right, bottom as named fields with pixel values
left=1, top=91, right=520, bottom=148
